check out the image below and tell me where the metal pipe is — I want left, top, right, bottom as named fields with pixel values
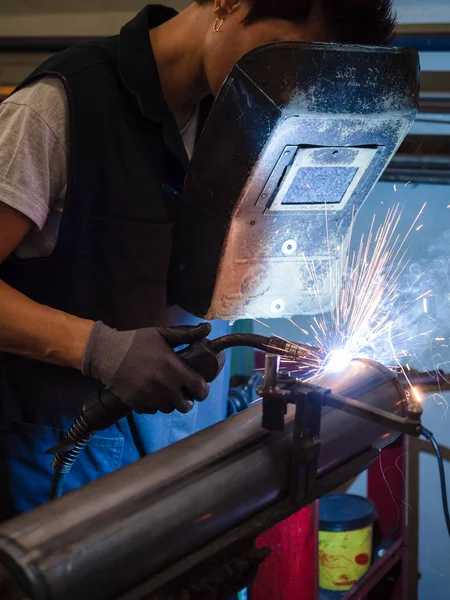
left=1, top=32, right=448, bottom=54
left=381, top=152, right=450, bottom=185
left=0, top=37, right=92, bottom=53
left=389, top=155, right=450, bottom=167
left=420, top=99, right=450, bottom=115
left=395, top=32, right=450, bottom=52
left=381, top=169, right=450, bottom=185
left=0, top=359, right=405, bottom=600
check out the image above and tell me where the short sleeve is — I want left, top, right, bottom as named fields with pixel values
left=0, top=78, right=69, bottom=230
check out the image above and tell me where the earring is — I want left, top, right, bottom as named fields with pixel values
left=213, top=7, right=224, bottom=33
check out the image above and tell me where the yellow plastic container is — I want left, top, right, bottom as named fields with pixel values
left=319, top=494, right=376, bottom=592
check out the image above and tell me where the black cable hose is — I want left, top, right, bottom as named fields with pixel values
left=48, top=335, right=274, bottom=502
left=208, top=334, right=272, bottom=354
left=50, top=472, right=66, bottom=501
left=48, top=336, right=274, bottom=502
left=209, top=334, right=318, bottom=356
left=421, top=426, right=450, bottom=538
left=50, top=416, right=96, bottom=500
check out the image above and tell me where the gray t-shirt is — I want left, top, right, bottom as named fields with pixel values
left=0, top=77, right=199, bottom=259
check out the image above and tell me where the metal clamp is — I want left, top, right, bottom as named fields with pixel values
left=289, top=383, right=327, bottom=506
left=258, top=354, right=330, bottom=507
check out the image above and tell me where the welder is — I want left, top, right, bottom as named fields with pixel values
left=0, top=0, right=396, bottom=522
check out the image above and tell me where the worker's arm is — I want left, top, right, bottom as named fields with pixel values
left=0, top=200, right=211, bottom=415
left=0, top=81, right=93, bottom=368
left=0, top=202, right=94, bottom=369
left=0, top=81, right=210, bottom=414
left=0, top=202, right=209, bottom=412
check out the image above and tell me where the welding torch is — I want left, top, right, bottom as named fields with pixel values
left=48, top=333, right=319, bottom=499
left=48, top=335, right=448, bottom=502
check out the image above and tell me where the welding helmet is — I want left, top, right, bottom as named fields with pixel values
left=174, top=42, right=419, bottom=321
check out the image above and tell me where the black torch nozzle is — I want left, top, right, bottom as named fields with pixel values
left=208, top=333, right=322, bottom=362
left=268, top=337, right=324, bottom=362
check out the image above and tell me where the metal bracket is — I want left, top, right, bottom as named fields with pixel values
left=258, top=355, right=330, bottom=508
left=289, top=383, right=326, bottom=506
left=324, top=391, right=423, bottom=437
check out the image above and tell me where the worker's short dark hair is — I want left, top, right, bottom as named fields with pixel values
left=196, top=0, right=396, bottom=45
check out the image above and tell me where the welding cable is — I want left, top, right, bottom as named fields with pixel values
left=47, top=334, right=282, bottom=501
left=48, top=334, right=317, bottom=501
left=49, top=472, right=66, bottom=501
left=421, top=427, right=450, bottom=538
left=208, top=334, right=320, bottom=359
left=208, top=334, right=273, bottom=353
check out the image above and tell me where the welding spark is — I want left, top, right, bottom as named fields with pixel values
left=244, top=313, right=270, bottom=329
left=287, top=317, right=309, bottom=336
left=396, top=331, right=433, bottom=344
left=432, top=394, right=449, bottom=418
left=307, top=205, right=413, bottom=361
left=423, top=298, right=428, bottom=314
left=416, top=224, right=423, bottom=232
left=282, top=202, right=435, bottom=382
left=388, top=322, right=415, bottom=393
left=324, top=349, right=353, bottom=373
left=415, top=290, right=432, bottom=302
left=410, top=386, right=422, bottom=404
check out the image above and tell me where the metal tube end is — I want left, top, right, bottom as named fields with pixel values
left=263, top=354, right=281, bottom=390
left=407, top=403, right=423, bottom=423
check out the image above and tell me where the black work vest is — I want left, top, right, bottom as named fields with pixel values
left=2, top=26, right=187, bottom=329
left=0, top=6, right=225, bottom=521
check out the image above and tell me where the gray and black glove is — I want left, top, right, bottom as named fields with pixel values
left=81, top=322, right=212, bottom=415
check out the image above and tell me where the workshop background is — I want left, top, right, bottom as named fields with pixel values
left=0, top=1, right=449, bottom=599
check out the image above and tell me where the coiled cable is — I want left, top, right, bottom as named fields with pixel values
left=50, top=416, right=97, bottom=500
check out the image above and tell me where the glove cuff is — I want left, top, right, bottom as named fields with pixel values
left=81, top=321, right=136, bottom=387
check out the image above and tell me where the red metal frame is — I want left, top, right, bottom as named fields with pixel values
left=368, top=439, right=407, bottom=542
left=366, top=436, right=408, bottom=600
left=252, top=504, right=319, bottom=600
left=342, top=539, right=404, bottom=599
left=251, top=352, right=409, bottom=600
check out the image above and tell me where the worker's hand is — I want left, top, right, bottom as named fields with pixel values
left=81, top=322, right=212, bottom=414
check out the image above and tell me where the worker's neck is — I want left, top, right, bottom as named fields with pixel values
left=149, top=5, right=210, bottom=130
